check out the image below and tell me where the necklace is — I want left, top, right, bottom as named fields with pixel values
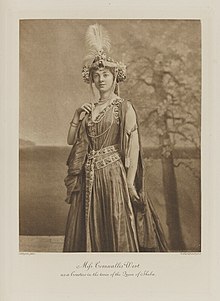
left=97, top=98, right=109, bottom=104
left=95, top=95, right=117, bottom=105
left=91, top=101, right=113, bottom=123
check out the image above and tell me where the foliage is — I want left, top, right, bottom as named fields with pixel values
left=117, top=20, right=201, bottom=153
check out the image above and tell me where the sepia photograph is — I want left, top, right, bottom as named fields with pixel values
left=2, top=0, right=220, bottom=299
left=19, top=19, right=201, bottom=253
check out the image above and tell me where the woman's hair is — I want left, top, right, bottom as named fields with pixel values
left=89, top=66, right=116, bottom=82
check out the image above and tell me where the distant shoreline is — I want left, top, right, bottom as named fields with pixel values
left=19, top=145, right=200, bottom=159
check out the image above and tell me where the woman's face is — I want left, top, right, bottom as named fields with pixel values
left=92, top=68, right=114, bottom=93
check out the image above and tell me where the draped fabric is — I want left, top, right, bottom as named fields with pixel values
left=63, top=98, right=168, bottom=252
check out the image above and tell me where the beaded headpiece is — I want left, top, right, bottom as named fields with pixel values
left=82, top=24, right=127, bottom=84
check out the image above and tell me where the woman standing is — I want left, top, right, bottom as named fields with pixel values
left=63, top=24, right=168, bottom=252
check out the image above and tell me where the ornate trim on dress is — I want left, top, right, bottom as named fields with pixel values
left=84, top=144, right=120, bottom=251
left=85, top=153, right=94, bottom=251
left=112, top=98, right=124, bottom=124
left=95, top=152, right=120, bottom=170
left=88, top=98, right=124, bottom=125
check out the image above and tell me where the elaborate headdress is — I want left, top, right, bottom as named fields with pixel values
left=82, top=24, right=127, bottom=85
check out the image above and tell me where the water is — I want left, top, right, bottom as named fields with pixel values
left=19, top=146, right=201, bottom=251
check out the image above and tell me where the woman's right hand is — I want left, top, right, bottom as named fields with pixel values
left=76, top=102, right=93, bottom=115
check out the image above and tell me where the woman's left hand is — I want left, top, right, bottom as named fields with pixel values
left=127, top=184, right=139, bottom=200
left=128, top=184, right=146, bottom=212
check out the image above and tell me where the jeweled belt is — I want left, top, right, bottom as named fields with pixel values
left=87, top=144, right=120, bottom=170
left=87, top=144, right=120, bottom=158
left=95, top=153, right=120, bottom=169
left=84, top=144, right=121, bottom=251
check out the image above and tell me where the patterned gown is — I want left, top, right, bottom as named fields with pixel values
left=63, top=98, right=139, bottom=252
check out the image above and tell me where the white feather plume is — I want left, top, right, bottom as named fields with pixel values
left=84, top=24, right=111, bottom=63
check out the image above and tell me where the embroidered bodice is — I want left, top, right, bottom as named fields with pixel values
left=86, top=98, right=124, bottom=151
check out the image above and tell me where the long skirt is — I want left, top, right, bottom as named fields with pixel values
left=63, top=158, right=139, bottom=252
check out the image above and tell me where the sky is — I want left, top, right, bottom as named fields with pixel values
left=20, top=19, right=137, bottom=145
left=19, top=19, right=200, bottom=146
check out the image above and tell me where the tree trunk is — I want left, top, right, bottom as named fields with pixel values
left=153, top=70, right=186, bottom=251
left=160, top=135, right=186, bottom=251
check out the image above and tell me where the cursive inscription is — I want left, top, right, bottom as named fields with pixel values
left=60, top=261, right=155, bottom=279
